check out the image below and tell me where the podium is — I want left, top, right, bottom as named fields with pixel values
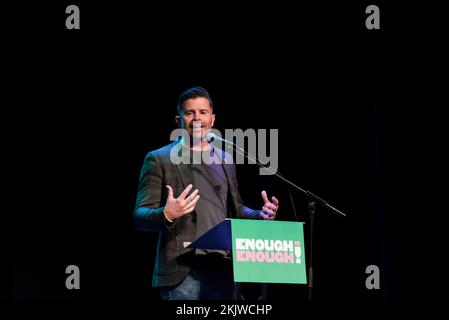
left=187, top=218, right=307, bottom=286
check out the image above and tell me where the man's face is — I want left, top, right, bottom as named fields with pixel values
left=176, top=97, right=215, bottom=138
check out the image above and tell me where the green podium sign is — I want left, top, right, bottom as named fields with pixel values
left=231, top=219, right=306, bottom=284
left=188, top=219, right=307, bottom=284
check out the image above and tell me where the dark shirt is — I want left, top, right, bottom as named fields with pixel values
left=191, top=149, right=231, bottom=258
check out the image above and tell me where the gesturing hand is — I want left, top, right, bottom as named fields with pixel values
left=260, top=190, right=279, bottom=220
left=164, top=184, right=200, bottom=221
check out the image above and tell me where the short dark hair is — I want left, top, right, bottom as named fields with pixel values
left=177, top=86, right=214, bottom=115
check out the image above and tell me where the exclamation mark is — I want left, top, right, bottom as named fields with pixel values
left=295, top=245, right=301, bottom=264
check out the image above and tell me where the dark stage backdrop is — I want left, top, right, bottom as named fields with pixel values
left=4, top=1, right=448, bottom=304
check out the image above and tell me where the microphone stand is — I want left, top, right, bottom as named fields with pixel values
left=212, top=137, right=346, bottom=301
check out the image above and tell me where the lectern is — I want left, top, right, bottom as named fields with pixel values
left=187, top=218, right=307, bottom=299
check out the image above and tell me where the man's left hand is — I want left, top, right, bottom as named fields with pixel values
left=260, top=190, right=279, bottom=220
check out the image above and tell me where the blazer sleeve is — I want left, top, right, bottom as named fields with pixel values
left=133, top=151, right=172, bottom=231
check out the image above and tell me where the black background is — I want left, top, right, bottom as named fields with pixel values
left=4, top=0, right=448, bottom=308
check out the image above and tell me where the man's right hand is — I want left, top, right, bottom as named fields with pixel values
left=164, top=184, right=200, bottom=221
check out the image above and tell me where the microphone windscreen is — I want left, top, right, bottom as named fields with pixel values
left=205, top=132, right=216, bottom=142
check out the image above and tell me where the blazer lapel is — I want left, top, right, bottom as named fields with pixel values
left=170, top=140, right=194, bottom=189
left=176, top=162, right=194, bottom=189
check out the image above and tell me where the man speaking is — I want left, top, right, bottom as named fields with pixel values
left=133, top=86, right=279, bottom=300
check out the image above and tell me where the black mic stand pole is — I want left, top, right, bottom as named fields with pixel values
left=215, top=139, right=346, bottom=301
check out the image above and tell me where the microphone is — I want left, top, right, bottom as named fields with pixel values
left=205, top=132, right=216, bottom=143
left=205, top=132, right=233, bottom=145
